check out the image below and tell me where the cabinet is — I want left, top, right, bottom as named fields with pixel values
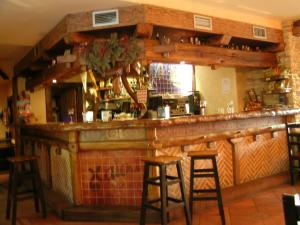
left=262, top=75, right=291, bottom=107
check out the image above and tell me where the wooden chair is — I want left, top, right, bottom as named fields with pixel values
left=140, top=156, right=191, bottom=225
left=286, top=123, right=300, bottom=185
left=6, top=156, right=47, bottom=225
left=282, top=194, right=300, bottom=225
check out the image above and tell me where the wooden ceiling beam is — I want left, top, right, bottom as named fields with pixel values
left=25, top=64, right=82, bottom=90
left=262, top=43, right=285, bottom=53
left=207, top=34, right=232, bottom=46
left=144, top=39, right=277, bottom=68
left=64, top=32, right=95, bottom=45
left=293, top=20, right=300, bottom=36
left=135, top=23, right=153, bottom=38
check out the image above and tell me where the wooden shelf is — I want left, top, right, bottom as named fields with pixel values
left=265, top=75, right=290, bottom=82
left=263, top=89, right=292, bottom=95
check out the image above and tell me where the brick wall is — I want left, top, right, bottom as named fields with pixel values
left=279, top=20, right=300, bottom=115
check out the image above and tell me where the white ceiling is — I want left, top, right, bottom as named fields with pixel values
left=1, top=0, right=300, bottom=65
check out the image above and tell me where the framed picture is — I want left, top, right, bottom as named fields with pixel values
left=248, top=89, right=257, bottom=102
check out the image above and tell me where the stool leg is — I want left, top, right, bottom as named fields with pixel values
left=6, top=162, right=13, bottom=219
left=164, top=166, right=170, bottom=223
left=11, top=164, right=18, bottom=225
left=212, top=157, right=225, bottom=225
left=160, top=164, right=168, bottom=225
left=33, top=160, right=47, bottom=218
left=30, top=161, right=40, bottom=213
left=189, top=157, right=195, bottom=218
left=176, top=161, right=191, bottom=225
left=140, top=163, right=150, bottom=225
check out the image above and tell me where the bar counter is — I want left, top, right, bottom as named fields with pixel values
left=20, top=108, right=300, bottom=221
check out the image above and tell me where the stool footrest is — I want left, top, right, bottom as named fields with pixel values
left=168, top=197, right=183, bottom=203
left=194, top=173, right=215, bottom=178
left=146, top=175, right=180, bottom=186
left=145, top=204, right=161, bottom=212
left=193, top=196, right=218, bottom=201
left=148, top=198, right=161, bottom=204
left=194, top=168, right=214, bottom=173
left=17, top=190, right=35, bottom=195
left=192, top=189, right=217, bottom=193
left=17, top=194, right=36, bottom=201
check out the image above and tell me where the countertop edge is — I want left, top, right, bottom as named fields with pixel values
left=20, top=108, right=300, bottom=131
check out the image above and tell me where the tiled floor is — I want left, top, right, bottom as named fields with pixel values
left=0, top=172, right=299, bottom=225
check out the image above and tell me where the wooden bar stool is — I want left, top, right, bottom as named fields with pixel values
left=140, top=155, right=191, bottom=225
left=188, top=150, right=225, bottom=225
left=6, top=156, right=47, bottom=225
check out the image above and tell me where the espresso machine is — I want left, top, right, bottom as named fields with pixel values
left=188, top=91, right=201, bottom=115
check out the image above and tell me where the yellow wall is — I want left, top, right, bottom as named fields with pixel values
left=195, top=66, right=238, bottom=115
left=29, top=88, right=47, bottom=123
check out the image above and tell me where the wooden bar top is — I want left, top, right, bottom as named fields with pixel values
left=21, top=108, right=300, bottom=131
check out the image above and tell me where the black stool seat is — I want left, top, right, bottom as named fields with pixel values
left=188, top=150, right=225, bottom=225
left=140, top=155, right=191, bottom=225
left=6, top=155, right=47, bottom=225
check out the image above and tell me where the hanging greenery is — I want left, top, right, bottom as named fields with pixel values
left=85, top=34, right=141, bottom=78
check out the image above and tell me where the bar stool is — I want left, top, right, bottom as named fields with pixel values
left=188, top=150, right=225, bottom=225
left=140, top=155, right=191, bottom=225
left=6, top=156, right=47, bottom=225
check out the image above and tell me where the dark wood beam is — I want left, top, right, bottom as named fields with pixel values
left=207, top=35, right=232, bottom=46
left=25, top=64, right=82, bottom=90
left=64, top=32, right=94, bottom=45
left=144, top=39, right=277, bottom=68
left=262, top=43, right=285, bottom=53
left=293, top=20, right=300, bottom=37
left=135, top=23, right=153, bottom=38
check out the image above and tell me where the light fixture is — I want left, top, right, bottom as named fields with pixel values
left=52, top=79, right=57, bottom=83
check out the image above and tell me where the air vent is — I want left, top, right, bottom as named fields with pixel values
left=253, top=26, right=267, bottom=39
left=194, top=15, right=212, bottom=30
left=92, top=9, right=119, bottom=27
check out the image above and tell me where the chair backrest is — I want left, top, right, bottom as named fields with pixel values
left=286, top=123, right=300, bottom=155
left=282, top=194, right=300, bottom=225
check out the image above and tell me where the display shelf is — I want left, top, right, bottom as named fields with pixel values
left=263, top=88, right=292, bottom=95
left=265, top=75, right=290, bottom=82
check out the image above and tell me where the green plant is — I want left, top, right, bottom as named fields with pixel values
left=85, top=34, right=141, bottom=78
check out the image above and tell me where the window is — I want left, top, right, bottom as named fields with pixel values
left=149, top=63, right=193, bottom=95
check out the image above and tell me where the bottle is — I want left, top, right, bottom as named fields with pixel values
left=185, top=101, right=190, bottom=114
left=164, top=105, right=170, bottom=119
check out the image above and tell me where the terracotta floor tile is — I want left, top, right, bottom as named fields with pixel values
left=1, top=181, right=300, bottom=225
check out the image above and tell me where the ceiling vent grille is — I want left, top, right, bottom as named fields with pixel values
left=92, top=9, right=119, bottom=27
left=194, top=15, right=212, bottom=30
left=253, top=26, right=267, bottom=39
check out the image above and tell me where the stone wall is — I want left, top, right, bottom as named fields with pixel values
left=279, top=20, right=300, bottom=119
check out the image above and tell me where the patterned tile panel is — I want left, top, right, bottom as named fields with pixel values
left=156, top=141, right=234, bottom=197
left=235, top=131, right=288, bottom=184
left=50, top=147, right=73, bottom=203
left=34, top=142, right=51, bottom=187
left=78, top=150, right=145, bottom=206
